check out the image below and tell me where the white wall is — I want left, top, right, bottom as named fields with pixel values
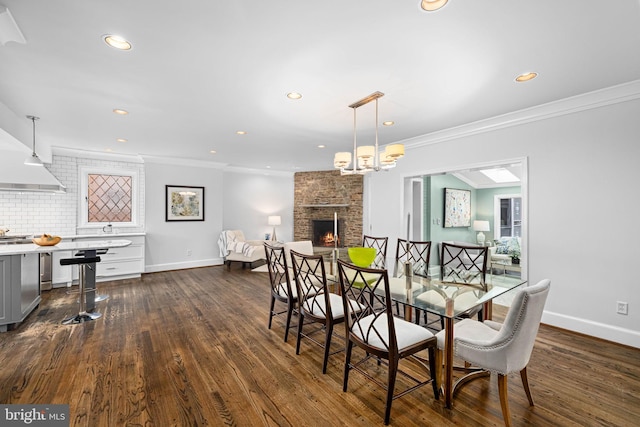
left=144, top=159, right=224, bottom=272
left=144, top=164, right=294, bottom=272
left=366, top=91, right=640, bottom=348
left=222, top=170, right=294, bottom=243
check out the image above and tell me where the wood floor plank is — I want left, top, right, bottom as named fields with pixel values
left=1, top=266, right=639, bottom=426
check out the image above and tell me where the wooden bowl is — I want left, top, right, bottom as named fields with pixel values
left=32, top=235, right=62, bottom=246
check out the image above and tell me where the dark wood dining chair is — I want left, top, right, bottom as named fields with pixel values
left=337, top=260, right=439, bottom=425
left=290, top=250, right=345, bottom=374
left=393, top=239, right=431, bottom=319
left=440, top=242, right=489, bottom=290
left=264, top=242, right=297, bottom=342
left=362, top=235, right=388, bottom=268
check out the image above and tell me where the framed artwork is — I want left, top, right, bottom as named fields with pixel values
left=166, top=185, right=205, bottom=221
left=444, top=188, right=471, bottom=228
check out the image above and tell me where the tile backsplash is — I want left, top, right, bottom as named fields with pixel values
left=0, top=154, right=145, bottom=236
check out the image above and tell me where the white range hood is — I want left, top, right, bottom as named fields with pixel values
left=0, top=149, right=66, bottom=193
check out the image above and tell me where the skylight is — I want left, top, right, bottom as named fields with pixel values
left=479, top=168, right=519, bottom=183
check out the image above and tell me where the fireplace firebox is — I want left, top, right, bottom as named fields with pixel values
left=312, top=220, right=342, bottom=247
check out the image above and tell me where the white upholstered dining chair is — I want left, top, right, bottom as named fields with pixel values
left=435, top=279, right=550, bottom=427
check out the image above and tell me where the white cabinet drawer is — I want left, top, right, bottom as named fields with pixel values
left=96, top=259, right=144, bottom=278
left=97, top=244, right=144, bottom=261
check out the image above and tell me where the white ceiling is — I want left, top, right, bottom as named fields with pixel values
left=1, top=0, right=640, bottom=172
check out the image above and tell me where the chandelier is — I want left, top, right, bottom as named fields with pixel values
left=333, top=91, right=404, bottom=175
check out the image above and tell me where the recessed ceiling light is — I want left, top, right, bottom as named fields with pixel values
left=287, top=92, right=302, bottom=100
left=210, top=150, right=217, bottom=154
left=236, top=131, right=246, bottom=135
left=116, top=138, right=127, bottom=143
left=113, top=108, right=129, bottom=115
left=515, top=72, right=538, bottom=82
left=103, top=34, right=132, bottom=51
left=318, top=145, right=325, bottom=148
left=383, top=121, right=395, bottom=126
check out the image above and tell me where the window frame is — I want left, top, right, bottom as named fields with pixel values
left=78, top=166, right=139, bottom=230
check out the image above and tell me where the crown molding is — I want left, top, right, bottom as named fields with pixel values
left=53, top=146, right=144, bottom=164
left=400, top=79, right=640, bottom=150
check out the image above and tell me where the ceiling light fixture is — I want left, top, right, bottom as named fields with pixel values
left=383, top=121, right=395, bottom=126
left=103, top=34, right=132, bottom=50
left=113, top=108, right=129, bottom=115
left=24, top=115, right=43, bottom=166
left=236, top=131, right=246, bottom=135
left=333, top=91, right=404, bottom=175
left=116, top=138, right=127, bottom=143
left=515, top=72, right=538, bottom=82
left=421, top=0, right=448, bottom=11
left=287, top=92, right=302, bottom=100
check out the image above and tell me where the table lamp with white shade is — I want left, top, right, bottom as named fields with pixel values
left=268, top=215, right=281, bottom=242
left=473, top=220, right=490, bottom=245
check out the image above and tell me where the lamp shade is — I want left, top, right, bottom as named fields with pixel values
left=473, top=220, right=490, bottom=232
left=268, top=215, right=281, bottom=226
left=334, top=152, right=351, bottom=168
left=356, top=145, right=375, bottom=159
left=385, top=144, right=405, bottom=159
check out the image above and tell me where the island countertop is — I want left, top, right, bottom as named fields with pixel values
left=0, top=239, right=132, bottom=256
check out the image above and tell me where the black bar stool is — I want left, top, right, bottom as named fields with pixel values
left=75, top=249, right=109, bottom=303
left=60, top=256, right=102, bottom=324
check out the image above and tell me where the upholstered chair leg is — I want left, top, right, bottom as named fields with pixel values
left=322, top=323, right=333, bottom=374
left=343, top=341, right=353, bottom=392
left=497, top=374, right=512, bottom=427
left=520, top=367, right=535, bottom=406
left=428, top=347, right=439, bottom=399
left=384, top=359, right=399, bottom=425
left=268, top=296, right=275, bottom=329
left=295, top=313, right=304, bottom=354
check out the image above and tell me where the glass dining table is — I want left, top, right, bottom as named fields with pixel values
left=327, top=260, right=527, bottom=409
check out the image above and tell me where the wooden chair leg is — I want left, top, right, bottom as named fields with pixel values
left=520, top=367, right=535, bottom=406
left=428, top=346, right=439, bottom=399
left=322, top=322, right=333, bottom=374
left=284, top=300, right=294, bottom=342
left=343, top=341, right=354, bottom=392
left=295, top=313, right=304, bottom=354
left=435, top=348, right=443, bottom=393
left=497, top=374, right=512, bottom=427
left=268, top=296, right=275, bottom=329
left=384, top=359, right=399, bottom=425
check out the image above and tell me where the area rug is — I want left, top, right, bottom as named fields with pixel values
left=251, top=264, right=269, bottom=273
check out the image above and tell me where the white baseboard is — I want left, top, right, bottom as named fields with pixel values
left=145, top=258, right=224, bottom=273
left=542, top=310, right=640, bottom=349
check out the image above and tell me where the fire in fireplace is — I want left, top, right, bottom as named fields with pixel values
left=312, top=219, right=342, bottom=247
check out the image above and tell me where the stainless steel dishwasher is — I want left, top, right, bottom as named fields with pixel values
left=40, top=252, right=52, bottom=291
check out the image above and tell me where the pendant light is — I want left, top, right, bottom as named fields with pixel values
left=333, top=91, right=404, bottom=175
left=24, top=115, right=43, bottom=166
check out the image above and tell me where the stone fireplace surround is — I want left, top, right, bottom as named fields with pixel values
left=293, top=171, right=363, bottom=248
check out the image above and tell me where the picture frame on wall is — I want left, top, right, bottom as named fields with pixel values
left=166, top=185, right=205, bottom=221
left=443, top=188, right=471, bottom=228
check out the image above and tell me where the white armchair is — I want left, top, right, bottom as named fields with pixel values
left=435, top=279, right=550, bottom=426
left=218, top=230, right=266, bottom=270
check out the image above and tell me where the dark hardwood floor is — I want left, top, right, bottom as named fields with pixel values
left=1, top=266, right=638, bottom=426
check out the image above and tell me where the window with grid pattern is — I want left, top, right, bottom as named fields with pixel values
left=79, top=167, right=139, bottom=228
left=87, top=174, right=132, bottom=223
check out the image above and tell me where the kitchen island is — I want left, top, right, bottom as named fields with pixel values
left=0, top=239, right=131, bottom=332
